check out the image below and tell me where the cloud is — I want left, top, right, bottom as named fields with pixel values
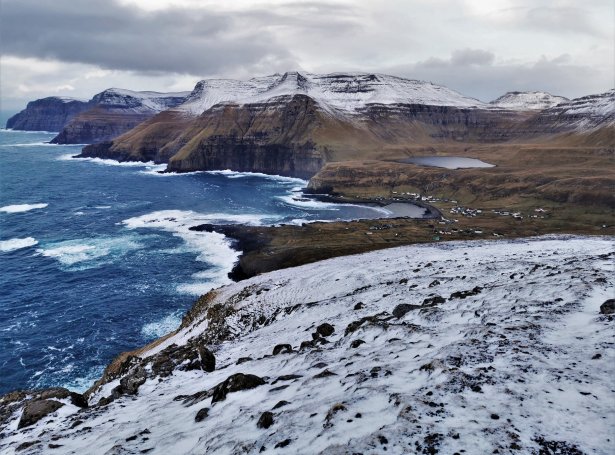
left=386, top=50, right=610, bottom=102
left=0, top=0, right=298, bottom=75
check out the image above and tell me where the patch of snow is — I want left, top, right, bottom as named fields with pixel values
left=1, top=236, right=613, bottom=454
left=177, top=71, right=490, bottom=116
left=489, top=91, right=569, bottom=110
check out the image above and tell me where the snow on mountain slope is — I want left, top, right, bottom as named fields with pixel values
left=178, top=71, right=489, bottom=115
left=1, top=236, right=613, bottom=454
left=540, top=89, right=615, bottom=129
left=490, top=91, right=568, bottom=110
left=91, top=88, right=191, bottom=114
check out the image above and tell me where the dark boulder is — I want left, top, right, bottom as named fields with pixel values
left=257, top=411, right=274, bottom=429
left=392, top=304, right=421, bottom=318
left=195, top=407, right=209, bottom=422
left=211, top=373, right=266, bottom=403
left=316, top=323, right=335, bottom=337
left=351, top=339, right=366, bottom=348
left=18, top=400, right=64, bottom=429
left=119, top=366, right=147, bottom=395
left=272, top=344, right=293, bottom=355
left=198, top=346, right=216, bottom=372
left=600, top=299, right=615, bottom=315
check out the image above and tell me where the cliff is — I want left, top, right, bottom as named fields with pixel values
left=51, top=89, right=189, bottom=144
left=5, top=97, right=90, bottom=132
left=0, top=236, right=612, bottom=454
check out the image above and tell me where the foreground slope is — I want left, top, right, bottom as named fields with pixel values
left=1, top=236, right=613, bottom=454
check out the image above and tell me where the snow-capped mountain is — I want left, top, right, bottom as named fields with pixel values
left=91, top=88, right=191, bottom=114
left=1, top=236, right=612, bottom=454
left=534, top=89, right=615, bottom=130
left=490, top=91, right=569, bottom=110
left=178, top=71, right=489, bottom=115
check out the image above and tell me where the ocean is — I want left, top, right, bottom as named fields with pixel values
left=0, top=120, right=398, bottom=395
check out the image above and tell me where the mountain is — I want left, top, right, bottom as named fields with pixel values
left=489, top=91, right=568, bottom=110
left=5, top=97, right=90, bottom=132
left=50, top=89, right=189, bottom=144
left=0, top=236, right=612, bottom=454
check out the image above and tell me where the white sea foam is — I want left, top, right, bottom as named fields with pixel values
left=141, top=312, right=183, bottom=339
left=122, top=210, right=277, bottom=295
left=36, top=236, right=144, bottom=269
left=0, top=237, right=38, bottom=252
left=57, top=155, right=162, bottom=168
left=0, top=203, right=48, bottom=213
left=206, top=169, right=307, bottom=185
left=276, top=193, right=342, bottom=210
left=10, top=142, right=60, bottom=147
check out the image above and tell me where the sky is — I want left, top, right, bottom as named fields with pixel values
left=0, top=0, right=613, bottom=111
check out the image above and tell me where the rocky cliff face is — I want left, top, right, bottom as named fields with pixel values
left=6, top=97, right=90, bottom=132
left=51, top=89, right=189, bottom=144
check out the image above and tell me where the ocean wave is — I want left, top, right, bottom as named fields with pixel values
left=0, top=203, right=48, bottom=213
left=0, top=237, right=38, bottom=252
left=0, top=128, right=58, bottom=134
left=36, top=235, right=145, bottom=270
left=122, top=210, right=277, bottom=295
left=57, top=155, right=164, bottom=168
left=276, top=193, right=342, bottom=210
left=206, top=169, right=307, bottom=185
left=9, top=142, right=61, bottom=147
left=141, top=312, right=183, bottom=339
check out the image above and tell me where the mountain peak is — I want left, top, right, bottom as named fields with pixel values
left=490, top=91, right=569, bottom=110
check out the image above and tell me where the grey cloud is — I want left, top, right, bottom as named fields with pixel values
left=386, top=50, right=611, bottom=102
left=0, top=0, right=300, bottom=75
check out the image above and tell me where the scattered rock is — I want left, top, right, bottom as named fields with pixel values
left=324, top=403, right=347, bottom=427
left=273, top=400, right=290, bottom=410
left=257, top=411, right=274, bottom=429
left=274, top=439, right=291, bottom=448
left=316, top=323, right=335, bottom=337
left=423, top=295, right=446, bottom=306
left=16, top=440, right=40, bottom=451
left=428, top=280, right=440, bottom=288
left=314, top=369, right=337, bottom=378
left=18, top=400, right=64, bottom=429
left=599, top=299, right=615, bottom=315
left=392, top=303, right=421, bottom=318
left=211, top=373, right=266, bottom=403
left=450, top=287, right=483, bottom=300
left=353, top=302, right=364, bottom=310
left=236, top=357, right=252, bottom=365
left=197, top=346, right=216, bottom=372
left=119, top=367, right=147, bottom=395
left=490, top=413, right=500, bottom=420
left=195, top=407, right=209, bottom=422
left=272, top=344, right=293, bottom=355
left=351, top=339, right=365, bottom=348
left=591, top=353, right=602, bottom=360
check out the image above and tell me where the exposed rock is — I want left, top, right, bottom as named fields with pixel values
left=257, top=411, right=274, bottom=429
left=211, top=374, right=266, bottom=403
left=18, top=400, right=64, bottom=429
left=119, top=367, right=147, bottom=395
left=392, top=303, right=422, bottom=318
left=350, top=339, right=366, bottom=348
left=423, top=296, right=446, bottom=306
left=194, top=408, right=209, bottom=422
left=316, top=323, right=335, bottom=337
left=272, top=344, right=293, bottom=355
left=6, top=97, right=90, bottom=132
left=197, top=346, right=216, bottom=372
left=599, top=299, right=615, bottom=315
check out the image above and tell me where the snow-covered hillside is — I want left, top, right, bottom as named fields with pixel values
left=490, top=91, right=568, bottom=110
left=91, top=88, right=190, bottom=114
left=0, top=236, right=613, bottom=454
left=178, top=71, right=489, bottom=115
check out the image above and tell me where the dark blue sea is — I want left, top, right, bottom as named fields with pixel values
left=0, top=117, right=388, bottom=394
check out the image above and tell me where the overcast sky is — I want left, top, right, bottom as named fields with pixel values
left=1, top=0, right=613, bottom=110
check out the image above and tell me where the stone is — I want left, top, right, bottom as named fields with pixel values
left=351, top=339, right=366, bottom=348
left=392, top=304, right=421, bottom=318
left=211, top=373, right=266, bottom=403
left=198, top=346, right=216, bottom=372
left=599, top=299, right=615, bottom=315
left=195, top=407, right=209, bottom=422
left=316, top=323, right=335, bottom=337
left=18, top=400, right=64, bottom=429
left=119, top=367, right=147, bottom=395
left=257, top=411, right=274, bottom=429
left=272, top=344, right=293, bottom=355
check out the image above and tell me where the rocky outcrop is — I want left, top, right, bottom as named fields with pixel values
left=6, top=97, right=90, bottom=132
left=51, top=89, right=189, bottom=144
